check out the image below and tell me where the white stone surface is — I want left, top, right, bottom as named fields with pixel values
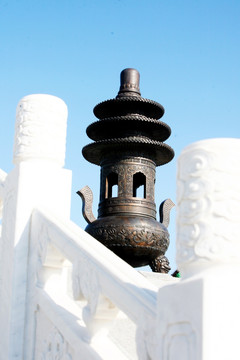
left=156, top=138, right=240, bottom=360
left=140, top=271, right=179, bottom=288
left=176, top=138, right=240, bottom=277
left=157, top=278, right=202, bottom=360
left=35, top=311, right=74, bottom=360
left=157, top=264, right=240, bottom=360
left=13, top=94, right=68, bottom=167
left=0, top=95, right=71, bottom=360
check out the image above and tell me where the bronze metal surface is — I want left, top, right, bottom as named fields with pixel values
left=78, top=68, right=175, bottom=271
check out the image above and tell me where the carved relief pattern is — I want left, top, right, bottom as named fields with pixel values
left=136, top=311, right=156, bottom=360
left=102, top=159, right=155, bottom=200
left=102, top=164, right=127, bottom=197
left=159, top=199, right=175, bottom=228
left=35, top=310, right=73, bottom=360
left=77, top=186, right=96, bottom=224
left=102, top=198, right=154, bottom=206
left=176, top=139, right=240, bottom=269
left=162, top=322, right=197, bottom=360
left=146, top=171, right=155, bottom=202
left=72, top=256, right=101, bottom=317
left=13, top=94, right=68, bottom=166
left=39, top=328, right=72, bottom=360
left=72, top=256, right=117, bottom=331
left=89, top=223, right=169, bottom=251
left=149, top=255, right=171, bottom=273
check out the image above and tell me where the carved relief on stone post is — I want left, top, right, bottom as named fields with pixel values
left=35, top=309, right=73, bottom=360
left=13, top=94, right=68, bottom=166
left=162, top=322, right=197, bottom=360
left=136, top=310, right=157, bottom=360
left=176, top=138, right=240, bottom=276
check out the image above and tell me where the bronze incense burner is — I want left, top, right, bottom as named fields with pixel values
left=78, top=68, right=174, bottom=272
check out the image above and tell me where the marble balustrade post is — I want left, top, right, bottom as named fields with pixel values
left=156, top=138, right=240, bottom=360
left=0, top=95, right=72, bottom=360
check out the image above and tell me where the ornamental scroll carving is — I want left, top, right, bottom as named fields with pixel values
left=72, top=256, right=118, bottom=333
left=77, top=186, right=96, bottom=224
left=35, top=305, right=73, bottom=359
left=13, top=94, right=68, bottom=166
left=136, top=310, right=156, bottom=360
left=72, top=256, right=101, bottom=316
left=162, top=322, right=197, bottom=360
left=38, top=326, right=72, bottom=360
left=176, top=139, right=240, bottom=271
left=35, top=223, right=66, bottom=288
left=40, top=330, right=72, bottom=360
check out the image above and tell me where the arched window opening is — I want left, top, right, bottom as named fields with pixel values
left=133, top=172, right=146, bottom=199
left=106, top=172, right=118, bottom=198
left=111, top=184, right=118, bottom=197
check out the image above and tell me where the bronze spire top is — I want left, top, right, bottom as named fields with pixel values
left=117, top=68, right=141, bottom=97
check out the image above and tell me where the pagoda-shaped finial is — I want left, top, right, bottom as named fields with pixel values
left=117, top=68, right=141, bottom=97
left=78, top=69, right=175, bottom=273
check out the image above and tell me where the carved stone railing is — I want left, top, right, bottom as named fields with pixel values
left=26, top=207, right=159, bottom=360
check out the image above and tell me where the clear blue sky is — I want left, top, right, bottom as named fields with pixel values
left=0, top=0, right=239, bottom=271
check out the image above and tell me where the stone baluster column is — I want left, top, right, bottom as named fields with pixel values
left=156, top=138, right=240, bottom=360
left=0, top=95, right=72, bottom=360
left=176, top=138, right=240, bottom=277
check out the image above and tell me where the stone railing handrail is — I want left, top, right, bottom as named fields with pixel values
left=28, top=207, right=159, bottom=359
left=31, top=208, right=157, bottom=320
